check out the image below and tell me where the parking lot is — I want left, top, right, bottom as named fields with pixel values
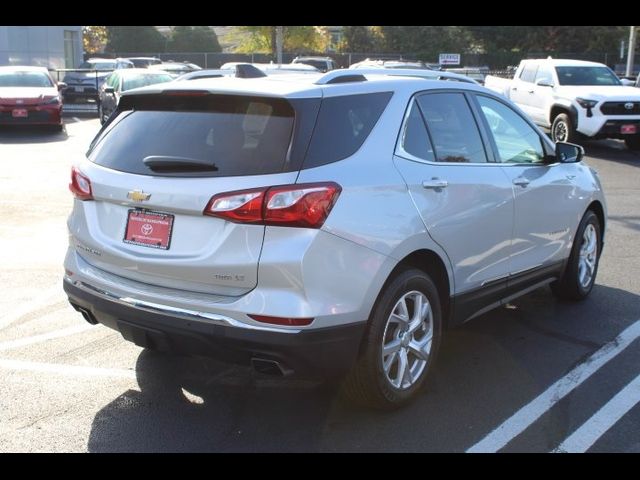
left=0, top=116, right=639, bottom=452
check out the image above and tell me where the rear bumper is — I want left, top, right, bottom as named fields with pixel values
left=0, top=107, right=62, bottom=126
left=63, top=278, right=366, bottom=379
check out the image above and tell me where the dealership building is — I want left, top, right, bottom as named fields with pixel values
left=0, top=26, right=83, bottom=69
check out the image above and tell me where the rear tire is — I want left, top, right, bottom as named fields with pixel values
left=625, top=136, right=640, bottom=151
left=551, top=113, right=578, bottom=144
left=341, top=268, right=442, bottom=409
left=551, top=210, right=601, bottom=301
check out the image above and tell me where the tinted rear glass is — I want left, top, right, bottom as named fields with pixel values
left=122, top=73, right=173, bottom=91
left=0, top=71, right=52, bottom=87
left=80, top=61, right=116, bottom=70
left=304, top=92, right=392, bottom=168
left=89, top=95, right=296, bottom=177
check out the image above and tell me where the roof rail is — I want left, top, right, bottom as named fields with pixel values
left=315, top=68, right=478, bottom=85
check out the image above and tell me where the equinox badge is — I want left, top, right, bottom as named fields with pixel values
left=127, top=190, right=151, bottom=202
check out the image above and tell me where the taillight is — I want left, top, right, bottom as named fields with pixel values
left=69, top=167, right=93, bottom=200
left=204, top=188, right=265, bottom=223
left=204, top=182, right=341, bottom=229
left=248, top=314, right=314, bottom=327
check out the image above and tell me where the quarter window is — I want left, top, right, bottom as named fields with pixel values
left=400, top=101, right=435, bottom=162
left=417, top=93, right=488, bottom=163
left=476, top=95, right=545, bottom=164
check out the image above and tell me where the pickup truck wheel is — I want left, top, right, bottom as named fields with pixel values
left=552, top=113, right=577, bottom=143
left=341, top=268, right=442, bottom=410
left=625, top=136, right=640, bottom=151
left=551, top=210, right=601, bottom=301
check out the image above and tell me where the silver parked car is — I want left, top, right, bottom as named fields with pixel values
left=64, top=69, right=606, bottom=409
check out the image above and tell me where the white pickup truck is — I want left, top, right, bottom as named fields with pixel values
left=484, top=58, right=640, bottom=150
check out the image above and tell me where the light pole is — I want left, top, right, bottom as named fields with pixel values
left=626, top=26, right=636, bottom=78
left=276, top=26, right=283, bottom=67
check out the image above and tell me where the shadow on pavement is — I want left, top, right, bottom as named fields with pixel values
left=87, top=350, right=344, bottom=452
left=86, top=284, right=640, bottom=452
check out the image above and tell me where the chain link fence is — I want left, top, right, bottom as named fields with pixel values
left=97, top=51, right=637, bottom=70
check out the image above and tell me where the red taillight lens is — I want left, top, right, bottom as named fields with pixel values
left=248, top=314, right=314, bottom=327
left=204, top=188, right=265, bottom=223
left=203, top=182, right=341, bottom=229
left=69, top=167, right=93, bottom=200
left=264, top=182, right=341, bottom=228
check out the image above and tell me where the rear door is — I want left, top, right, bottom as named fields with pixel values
left=73, top=92, right=317, bottom=296
left=393, top=91, right=514, bottom=299
left=510, top=62, right=538, bottom=115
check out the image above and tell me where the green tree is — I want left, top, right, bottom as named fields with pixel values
left=167, top=26, right=221, bottom=53
left=338, top=26, right=374, bottom=53
left=466, top=26, right=626, bottom=53
left=231, top=26, right=329, bottom=55
left=83, top=26, right=108, bottom=54
left=105, top=26, right=166, bottom=54
left=378, top=26, right=472, bottom=60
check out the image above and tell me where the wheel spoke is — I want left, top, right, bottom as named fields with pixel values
left=383, top=338, right=402, bottom=357
left=394, top=349, right=408, bottom=388
left=392, top=298, right=410, bottom=324
left=408, top=336, right=432, bottom=361
left=383, top=350, right=398, bottom=375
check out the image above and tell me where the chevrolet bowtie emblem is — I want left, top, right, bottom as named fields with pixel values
left=127, top=190, right=151, bottom=202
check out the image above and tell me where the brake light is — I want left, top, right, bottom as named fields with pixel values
left=203, top=182, right=341, bottom=229
left=248, top=314, right=314, bottom=326
left=69, top=167, right=93, bottom=200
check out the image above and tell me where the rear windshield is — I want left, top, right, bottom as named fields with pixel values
left=80, top=61, right=117, bottom=71
left=88, top=95, right=296, bottom=177
left=0, top=71, right=53, bottom=88
left=122, top=73, right=173, bottom=91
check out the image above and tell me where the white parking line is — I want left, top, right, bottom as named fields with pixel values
left=0, top=324, right=93, bottom=352
left=0, top=358, right=136, bottom=379
left=553, top=373, right=640, bottom=453
left=467, top=319, right=640, bottom=453
left=0, top=285, right=62, bottom=330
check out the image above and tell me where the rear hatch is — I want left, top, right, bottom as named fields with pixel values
left=74, top=91, right=320, bottom=296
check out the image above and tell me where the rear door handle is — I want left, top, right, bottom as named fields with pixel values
left=527, top=90, right=535, bottom=93
left=511, top=87, right=518, bottom=91
left=422, top=179, right=449, bottom=189
left=513, top=177, right=530, bottom=187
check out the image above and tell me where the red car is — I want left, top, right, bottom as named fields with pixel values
left=0, top=66, right=65, bottom=131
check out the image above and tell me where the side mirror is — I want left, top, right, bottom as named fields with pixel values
left=556, top=142, right=584, bottom=163
left=620, top=78, right=635, bottom=87
left=57, top=82, right=67, bottom=91
left=535, top=79, right=554, bottom=87
left=104, top=86, right=115, bottom=94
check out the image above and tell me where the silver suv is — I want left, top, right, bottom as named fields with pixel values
left=64, top=70, right=606, bottom=409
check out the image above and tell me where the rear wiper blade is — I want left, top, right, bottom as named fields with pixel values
left=143, top=156, right=218, bottom=172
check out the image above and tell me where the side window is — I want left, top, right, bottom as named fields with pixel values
left=476, top=95, right=545, bottom=164
left=519, top=64, right=538, bottom=83
left=398, top=100, right=436, bottom=162
left=304, top=92, right=393, bottom=168
left=416, top=93, right=488, bottom=163
left=534, top=65, right=554, bottom=85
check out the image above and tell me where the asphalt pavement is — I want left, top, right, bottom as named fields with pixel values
left=0, top=118, right=639, bottom=452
